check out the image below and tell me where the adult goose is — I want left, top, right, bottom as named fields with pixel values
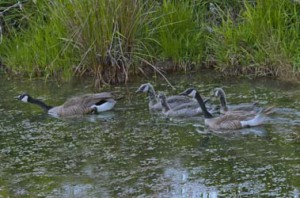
left=213, top=87, right=259, bottom=115
left=157, top=92, right=203, bottom=117
left=180, top=88, right=273, bottom=130
left=135, top=83, right=200, bottom=112
left=17, top=92, right=117, bottom=117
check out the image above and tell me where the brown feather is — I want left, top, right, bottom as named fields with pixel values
left=63, top=92, right=114, bottom=108
left=205, top=114, right=249, bottom=130
left=48, top=92, right=115, bottom=117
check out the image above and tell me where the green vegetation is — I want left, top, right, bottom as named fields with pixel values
left=0, top=0, right=300, bottom=85
left=209, top=0, right=300, bottom=79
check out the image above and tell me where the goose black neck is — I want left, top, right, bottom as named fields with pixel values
left=160, top=96, right=170, bottom=112
left=219, top=94, right=228, bottom=111
left=28, top=97, right=53, bottom=111
left=195, top=92, right=213, bottom=118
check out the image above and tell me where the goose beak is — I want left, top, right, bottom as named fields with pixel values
left=15, top=95, right=21, bottom=100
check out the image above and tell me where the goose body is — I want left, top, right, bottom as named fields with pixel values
left=135, top=83, right=199, bottom=112
left=180, top=88, right=273, bottom=130
left=157, top=92, right=202, bottom=117
left=18, top=92, right=117, bottom=117
left=213, top=88, right=259, bottom=115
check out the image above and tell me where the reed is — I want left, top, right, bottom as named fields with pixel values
left=0, top=1, right=77, bottom=79
left=154, top=0, right=206, bottom=69
left=208, top=0, right=300, bottom=79
left=63, top=0, right=168, bottom=85
left=0, top=0, right=300, bottom=84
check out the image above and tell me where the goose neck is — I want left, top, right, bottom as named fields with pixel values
left=195, top=92, right=213, bottom=118
left=147, top=88, right=157, bottom=104
left=160, top=96, right=170, bottom=113
left=219, top=93, right=228, bottom=111
left=28, top=97, right=53, bottom=111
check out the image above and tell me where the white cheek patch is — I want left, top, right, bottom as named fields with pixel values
left=143, top=85, right=149, bottom=92
left=214, top=90, right=219, bottom=97
left=190, top=90, right=197, bottom=98
left=21, top=95, right=29, bottom=102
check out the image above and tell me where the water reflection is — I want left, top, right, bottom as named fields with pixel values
left=163, top=167, right=218, bottom=198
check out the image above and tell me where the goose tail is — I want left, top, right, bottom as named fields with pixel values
left=240, top=106, right=274, bottom=127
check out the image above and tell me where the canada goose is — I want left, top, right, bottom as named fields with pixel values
left=180, top=88, right=273, bottom=130
left=135, top=83, right=201, bottom=112
left=17, top=92, right=117, bottom=117
left=213, top=87, right=259, bottom=115
left=157, top=92, right=203, bottom=117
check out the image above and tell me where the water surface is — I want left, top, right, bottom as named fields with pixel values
left=0, top=72, right=299, bottom=197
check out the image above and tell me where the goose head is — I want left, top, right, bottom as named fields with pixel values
left=17, top=93, right=31, bottom=103
left=135, top=83, right=154, bottom=94
left=179, top=88, right=198, bottom=98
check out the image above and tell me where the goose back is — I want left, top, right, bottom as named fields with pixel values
left=205, top=114, right=250, bottom=130
left=63, top=92, right=114, bottom=108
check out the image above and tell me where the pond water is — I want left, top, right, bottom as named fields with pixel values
left=0, top=71, right=299, bottom=197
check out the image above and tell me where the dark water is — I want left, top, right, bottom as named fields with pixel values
left=0, top=72, right=299, bottom=197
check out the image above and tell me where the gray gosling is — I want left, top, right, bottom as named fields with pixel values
left=157, top=92, right=203, bottom=118
left=17, top=92, right=117, bottom=117
left=135, top=83, right=199, bottom=112
left=213, top=87, right=259, bottom=115
left=180, top=88, right=274, bottom=130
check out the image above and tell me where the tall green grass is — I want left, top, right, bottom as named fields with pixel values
left=0, top=0, right=209, bottom=84
left=58, top=0, right=164, bottom=85
left=208, top=0, right=300, bottom=78
left=0, top=1, right=77, bottom=79
left=154, top=0, right=206, bottom=68
left=0, top=0, right=300, bottom=84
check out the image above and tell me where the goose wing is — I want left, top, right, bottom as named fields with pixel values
left=63, top=92, right=114, bottom=108
left=208, top=114, right=253, bottom=130
left=49, top=105, right=95, bottom=117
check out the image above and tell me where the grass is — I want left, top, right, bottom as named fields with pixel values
left=208, top=0, right=300, bottom=79
left=155, top=0, right=206, bottom=68
left=0, top=0, right=300, bottom=85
